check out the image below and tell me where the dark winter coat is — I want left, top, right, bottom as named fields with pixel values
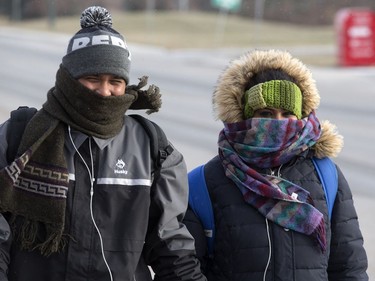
left=0, top=115, right=205, bottom=281
left=184, top=155, right=368, bottom=281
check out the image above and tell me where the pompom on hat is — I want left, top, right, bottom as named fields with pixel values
left=62, top=6, right=131, bottom=83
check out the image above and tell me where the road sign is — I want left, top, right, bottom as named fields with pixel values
left=211, top=0, right=242, bottom=11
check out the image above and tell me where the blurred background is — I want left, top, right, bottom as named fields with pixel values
left=2, top=0, right=375, bottom=66
left=3, top=0, right=375, bottom=25
left=1, top=0, right=375, bottom=278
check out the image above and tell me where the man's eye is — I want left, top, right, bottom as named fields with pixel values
left=86, top=77, right=99, bottom=82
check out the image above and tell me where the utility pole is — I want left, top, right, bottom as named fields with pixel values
left=47, top=0, right=56, bottom=29
left=11, top=0, right=22, bottom=21
left=253, top=0, right=265, bottom=45
left=254, top=0, right=264, bottom=22
left=146, top=0, right=156, bottom=42
left=178, top=0, right=189, bottom=11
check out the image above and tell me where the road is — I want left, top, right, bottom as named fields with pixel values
left=0, top=27, right=374, bottom=278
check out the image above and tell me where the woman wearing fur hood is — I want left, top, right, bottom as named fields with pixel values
left=183, top=49, right=368, bottom=281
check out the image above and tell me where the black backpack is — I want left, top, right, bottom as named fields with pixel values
left=6, top=106, right=174, bottom=175
left=6, top=106, right=38, bottom=164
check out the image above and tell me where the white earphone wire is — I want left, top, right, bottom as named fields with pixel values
left=263, top=218, right=272, bottom=281
left=68, top=126, right=114, bottom=281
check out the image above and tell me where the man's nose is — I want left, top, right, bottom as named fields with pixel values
left=96, top=82, right=111, bottom=96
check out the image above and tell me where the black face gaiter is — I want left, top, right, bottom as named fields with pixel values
left=43, top=65, right=137, bottom=139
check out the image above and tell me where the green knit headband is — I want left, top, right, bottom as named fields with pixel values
left=243, top=80, right=302, bottom=119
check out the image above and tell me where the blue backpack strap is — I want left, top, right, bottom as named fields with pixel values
left=312, top=157, right=338, bottom=219
left=188, top=165, right=215, bottom=257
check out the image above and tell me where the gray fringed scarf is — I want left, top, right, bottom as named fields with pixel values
left=0, top=65, right=161, bottom=255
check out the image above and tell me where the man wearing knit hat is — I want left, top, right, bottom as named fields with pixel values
left=183, top=49, right=368, bottom=281
left=0, top=6, right=206, bottom=281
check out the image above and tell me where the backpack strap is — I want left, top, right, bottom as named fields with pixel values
left=129, top=114, right=174, bottom=172
left=312, top=157, right=338, bottom=219
left=188, top=165, right=215, bottom=257
left=6, top=106, right=38, bottom=164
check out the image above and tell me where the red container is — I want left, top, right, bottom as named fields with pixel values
left=335, top=8, right=375, bottom=66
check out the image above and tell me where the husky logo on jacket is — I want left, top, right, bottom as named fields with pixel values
left=114, top=159, right=128, bottom=174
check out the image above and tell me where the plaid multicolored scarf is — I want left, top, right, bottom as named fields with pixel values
left=218, top=112, right=327, bottom=251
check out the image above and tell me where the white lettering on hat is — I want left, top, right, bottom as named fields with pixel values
left=111, top=36, right=127, bottom=49
left=71, top=35, right=127, bottom=51
left=72, top=37, right=90, bottom=51
left=92, top=35, right=110, bottom=45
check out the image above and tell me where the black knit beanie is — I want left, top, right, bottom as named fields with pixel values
left=62, top=6, right=131, bottom=83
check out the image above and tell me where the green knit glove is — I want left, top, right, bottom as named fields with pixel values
left=127, top=76, right=162, bottom=114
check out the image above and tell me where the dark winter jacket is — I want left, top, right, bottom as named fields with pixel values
left=0, top=115, right=205, bottom=281
left=184, top=155, right=368, bottom=281
left=183, top=49, right=368, bottom=281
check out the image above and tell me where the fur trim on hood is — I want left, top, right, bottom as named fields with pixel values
left=212, top=49, right=343, bottom=158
